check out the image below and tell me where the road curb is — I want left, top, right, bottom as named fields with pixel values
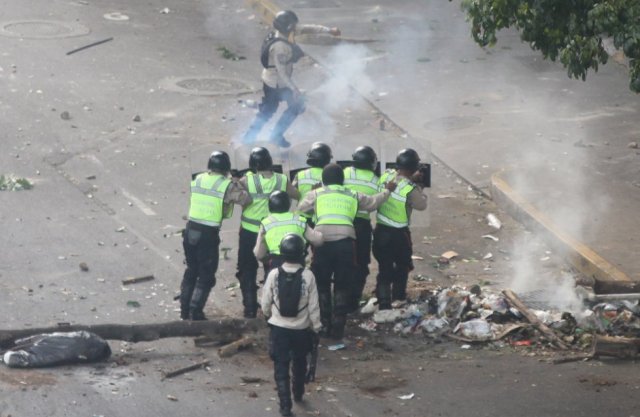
left=245, top=0, right=279, bottom=25
left=490, top=170, right=638, bottom=293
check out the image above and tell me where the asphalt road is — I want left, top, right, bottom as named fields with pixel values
left=1, top=1, right=640, bottom=416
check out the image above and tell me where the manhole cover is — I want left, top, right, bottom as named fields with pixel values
left=159, top=76, right=256, bottom=96
left=424, top=115, right=481, bottom=131
left=0, top=20, right=90, bottom=39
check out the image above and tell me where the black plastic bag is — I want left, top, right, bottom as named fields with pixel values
left=3, top=331, right=111, bottom=368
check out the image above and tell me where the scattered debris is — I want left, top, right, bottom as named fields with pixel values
left=116, top=226, right=126, bottom=232
left=79, top=262, right=89, bottom=272
left=328, top=343, right=346, bottom=351
left=482, top=234, right=499, bottom=241
left=126, top=301, right=141, bottom=308
left=241, top=376, right=264, bottom=383
left=628, top=142, right=638, bottom=149
left=66, top=37, right=114, bottom=56
left=103, top=12, right=130, bottom=21
left=166, top=395, right=178, bottom=401
left=0, top=174, right=33, bottom=191
left=411, top=255, right=424, bottom=261
left=160, top=7, right=171, bottom=14
left=162, top=360, right=210, bottom=379
left=3, top=331, right=111, bottom=368
left=221, top=247, right=232, bottom=260
left=122, top=275, right=155, bottom=285
left=218, top=336, right=253, bottom=358
left=486, top=213, right=502, bottom=229
left=217, top=46, right=246, bottom=61
left=225, top=282, right=240, bottom=291
left=132, top=115, right=142, bottom=122
left=60, top=111, right=71, bottom=120
left=397, top=393, right=415, bottom=400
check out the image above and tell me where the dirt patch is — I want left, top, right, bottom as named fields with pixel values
left=0, top=368, right=57, bottom=387
left=355, top=371, right=407, bottom=397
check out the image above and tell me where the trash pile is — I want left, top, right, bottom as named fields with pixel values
left=0, top=174, right=33, bottom=191
left=356, top=285, right=640, bottom=349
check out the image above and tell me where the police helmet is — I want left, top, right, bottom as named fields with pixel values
left=352, top=145, right=377, bottom=170
left=249, top=147, right=273, bottom=171
left=273, top=10, right=299, bottom=35
left=306, top=142, right=332, bottom=167
left=396, top=148, right=420, bottom=173
left=208, top=150, right=231, bottom=173
left=279, top=233, right=306, bottom=262
left=268, top=190, right=291, bottom=213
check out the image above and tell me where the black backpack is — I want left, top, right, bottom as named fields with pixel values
left=260, top=32, right=304, bottom=69
left=276, top=267, right=306, bottom=317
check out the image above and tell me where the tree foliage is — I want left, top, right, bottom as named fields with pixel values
left=459, top=0, right=640, bottom=92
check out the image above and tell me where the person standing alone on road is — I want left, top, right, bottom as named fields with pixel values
left=261, top=234, right=322, bottom=417
left=180, top=151, right=251, bottom=320
left=237, top=147, right=299, bottom=318
left=243, top=10, right=341, bottom=148
left=373, top=148, right=428, bottom=310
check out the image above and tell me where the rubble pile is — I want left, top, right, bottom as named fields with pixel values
left=356, top=285, right=640, bottom=350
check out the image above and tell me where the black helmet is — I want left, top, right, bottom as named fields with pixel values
left=268, top=190, right=291, bottom=213
left=249, top=147, right=273, bottom=171
left=352, top=145, right=377, bottom=170
left=396, top=148, right=420, bottom=173
left=306, top=142, right=332, bottom=167
left=279, top=233, right=305, bottom=262
left=208, top=150, right=231, bottom=173
left=273, top=10, right=299, bottom=35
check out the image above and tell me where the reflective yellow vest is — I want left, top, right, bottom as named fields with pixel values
left=314, top=185, right=358, bottom=226
left=343, top=166, right=379, bottom=219
left=376, top=170, right=415, bottom=228
left=261, top=212, right=307, bottom=255
left=241, top=171, right=287, bottom=232
left=295, top=167, right=323, bottom=200
left=188, top=172, right=232, bottom=227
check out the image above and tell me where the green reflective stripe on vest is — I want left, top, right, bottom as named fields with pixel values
left=241, top=172, right=287, bottom=232
left=315, top=185, right=358, bottom=226
left=261, top=213, right=307, bottom=254
left=343, top=167, right=379, bottom=218
left=188, top=173, right=231, bottom=227
left=376, top=175, right=414, bottom=228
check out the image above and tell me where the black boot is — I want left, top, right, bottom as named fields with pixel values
left=276, top=377, right=292, bottom=416
left=179, top=282, right=195, bottom=320
left=318, top=292, right=333, bottom=338
left=331, top=315, right=346, bottom=340
left=292, top=357, right=307, bottom=402
left=189, top=286, right=212, bottom=320
left=244, top=288, right=258, bottom=319
left=376, top=283, right=392, bottom=310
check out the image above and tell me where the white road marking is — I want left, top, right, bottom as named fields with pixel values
left=121, top=188, right=157, bottom=216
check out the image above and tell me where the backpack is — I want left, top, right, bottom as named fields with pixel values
left=276, top=267, right=306, bottom=317
left=260, top=32, right=304, bottom=69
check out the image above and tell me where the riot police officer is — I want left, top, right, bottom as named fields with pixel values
left=374, top=148, right=428, bottom=310
left=292, top=142, right=333, bottom=223
left=254, top=190, right=323, bottom=273
left=261, top=234, right=321, bottom=417
left=180, top=151, right=251, bottom=320
left=237, top=147, right=299, bottom=318
left=243, top=11, right=341, bottom=147
left=297, top=164, right=395, bottom=339
left=343, top=146, right=380, bottom=311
